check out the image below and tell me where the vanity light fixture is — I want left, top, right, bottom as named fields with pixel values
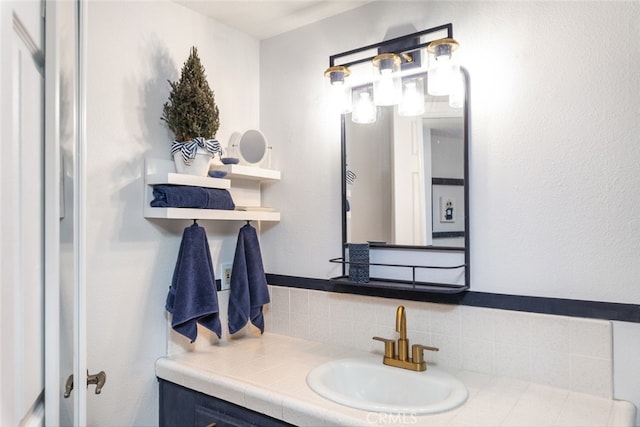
left=325, top=24, right=464, bottom=121
left=426, top=37, right=460, bottom=97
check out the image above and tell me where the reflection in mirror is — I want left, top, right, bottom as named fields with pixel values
left=344, top=71, right=466, bottom=248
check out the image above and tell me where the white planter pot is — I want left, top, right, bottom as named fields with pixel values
left=173, top=146, right=212, bottom=176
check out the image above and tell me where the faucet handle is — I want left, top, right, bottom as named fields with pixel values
left=372, top=336, right=396, bottom=358
left=411, top=344, right=439, bottom=364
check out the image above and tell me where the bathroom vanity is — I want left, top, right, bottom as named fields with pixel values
left=156, top=333, right=635, bottom=426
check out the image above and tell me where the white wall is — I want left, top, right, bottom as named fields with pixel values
left=259, top=0, right=640, bottom=417
left=85, top=1, right=259, bottom=425
left=260, top=0, right=640, bottom=304
left=430, top=131, right=463, bottom=179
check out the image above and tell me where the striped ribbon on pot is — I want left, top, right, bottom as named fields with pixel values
left=171, top=137, right=223, bottom=165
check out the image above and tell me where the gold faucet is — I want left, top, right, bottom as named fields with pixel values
left=373, top=305, right=439, bottom=372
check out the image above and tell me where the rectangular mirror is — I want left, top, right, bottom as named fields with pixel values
left=328, top=26, right=470, bottom=292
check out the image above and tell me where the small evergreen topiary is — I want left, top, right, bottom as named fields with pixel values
left=162, top=47, right=220, bottom=142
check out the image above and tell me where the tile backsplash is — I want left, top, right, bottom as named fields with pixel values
left=264, top=286, right=613, bottom=398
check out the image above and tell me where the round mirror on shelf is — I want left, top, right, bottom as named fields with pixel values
left=238, top=129, right=267, bottom=165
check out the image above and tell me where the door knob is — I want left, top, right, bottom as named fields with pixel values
left=64, top=374, right=73, bottom=398
left=63, top=371, right=107, bottom=398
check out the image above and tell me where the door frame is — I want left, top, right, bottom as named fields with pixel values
left=74, top=0, right=89, bottom=424
left=44, top=0, right=61, bottom=425
left=43, top=0, right=88, bottom=425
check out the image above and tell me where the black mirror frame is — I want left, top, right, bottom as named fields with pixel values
left=338, top=67, right=470, bottom=293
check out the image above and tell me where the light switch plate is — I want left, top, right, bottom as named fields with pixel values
left=220, top=263, right=232, bottom=290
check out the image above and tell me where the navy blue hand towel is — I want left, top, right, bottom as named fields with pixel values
left=151, top=185, right=235, bottom=210
left=165, top=223, right=221, bottom=342
left=228, top=224, right=270, bottom=334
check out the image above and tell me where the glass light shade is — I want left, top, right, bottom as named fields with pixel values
left=398, top=79, right=425, bottom=117
left=324, top=66, right=352, bottom=113
left=372, top=53, right=402, bottom=106
left=329, top=82, right=353, bottom=113
left=428, top=54, right=455, bottom=96
left=351, top=91, right=377, bottom=124
left=427, top=38, right=459, bottom=96
left=448, top=67, right=464, bottom=108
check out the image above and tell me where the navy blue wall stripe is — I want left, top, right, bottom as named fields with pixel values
left=265, top=274, right=640, bottom=323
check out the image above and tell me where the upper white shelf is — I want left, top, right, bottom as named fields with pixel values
left=212, top=164, right=281, bottom=181
left=146, top=172, right=230, bottom=189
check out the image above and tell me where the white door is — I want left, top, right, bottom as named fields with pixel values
left=0, top=0, right=46, bottom=425
left=392, top=113, right=430, bottom=246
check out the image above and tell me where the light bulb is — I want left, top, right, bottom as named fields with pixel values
left=398, top=80, right=425, bottom=117
left=428, top=55, right=455, bottom=96
left=324, top=65, right=352, bottom=113
left=372, top=53, right=401, bottom=106
left=329, top=81, right=352, bottom=113
left=352, top=91, right=377, bottom=124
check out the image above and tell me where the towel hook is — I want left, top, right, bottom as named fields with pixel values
left=245, top=220, right=251, bottom=225
left=193, top=219, right=198, bottom=225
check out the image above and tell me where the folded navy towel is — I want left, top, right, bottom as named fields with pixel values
left=151, top=185, right=235, bottom=210
left=228, top=224, right=270, bottom=334
left=165, top=223, right=221, bottom=342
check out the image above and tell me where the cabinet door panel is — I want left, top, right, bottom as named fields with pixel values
left=159, top=379, right=295, bottom=427
left=194, top=405, right=246, bottom=427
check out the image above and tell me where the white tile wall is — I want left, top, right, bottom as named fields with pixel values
left=263, top=286, right=614, bottom=398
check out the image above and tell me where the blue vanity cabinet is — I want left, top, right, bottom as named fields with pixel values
left=158, top=379, right=295, bottom=427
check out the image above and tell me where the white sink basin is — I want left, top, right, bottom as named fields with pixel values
left=306, top=355, right=468, bottom=414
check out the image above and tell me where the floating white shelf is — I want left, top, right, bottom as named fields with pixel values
left=144, top=158, right=280, bottom=222
left=212, top=164, right=281, bottom=181
left=146, top=172, right=230, bottom=189
left=143, top=206, right=280, bottom=222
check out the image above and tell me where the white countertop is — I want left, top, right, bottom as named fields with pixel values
left=155, top=333, right=636, bottom=427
